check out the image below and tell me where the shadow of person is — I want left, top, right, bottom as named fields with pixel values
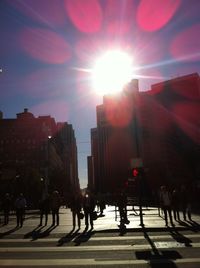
left=31, top=225, right=57, bottom=240
left=186, top=219, right=200, bottom=231
left=24, top=226, right=44, bottom=239
left=57, top=228, right=80, bottom=246
left=73, top=228, right=95, bottom=246
left=168, top=226, right=192, bottom=247
left=0, top=226, right=19, bottom=238
left=177, top=219, right=193, bottom=230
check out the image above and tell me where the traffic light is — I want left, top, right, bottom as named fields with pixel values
left=132, top=168, right=139, bottom=177
left=131, top=167, right=143, bottom=178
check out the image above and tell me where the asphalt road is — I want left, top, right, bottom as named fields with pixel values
left=0, top=206, right=200, bottom=267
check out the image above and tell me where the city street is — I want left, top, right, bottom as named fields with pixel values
left=0, top=206, right=200, bottom=267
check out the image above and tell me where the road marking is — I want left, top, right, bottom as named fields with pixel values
left=0, top=258, right=200, bottom=266
left=0, top=242, right=200, bottom=252
left=0, top=233, right=199, bottom=243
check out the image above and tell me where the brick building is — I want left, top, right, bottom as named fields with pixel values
left=0, top=108, right=79, bottom=206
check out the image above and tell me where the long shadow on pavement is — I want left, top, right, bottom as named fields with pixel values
left=23, top=225, right=58, bottom=240
left=0, top=226, right=19, bottom=238
left=177, top=219, right=200, bottom=232
left=168, top=226, right=192, bottom=247
left=24, top=225, right=45, bottom=239
left=57, top=228, right=80, bottom=246
left=73, top=227, right=95, bottom=246
left=135, top=226, right=181, bottom=268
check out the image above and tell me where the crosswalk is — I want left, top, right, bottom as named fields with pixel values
left=1, top=231, right=200, bottom=267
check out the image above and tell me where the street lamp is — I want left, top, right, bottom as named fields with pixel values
left=44, top=136, right=52, bottom=196
left=40, top=177, right=45, bottom=199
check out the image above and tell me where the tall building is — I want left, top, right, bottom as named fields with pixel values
left=89, top=73, right=200, bottom=194
left=90, top=80, right=140, bottom=193
left=0, top=108, right=79, bottom=205
left=141, top=73, right=200, bottom=188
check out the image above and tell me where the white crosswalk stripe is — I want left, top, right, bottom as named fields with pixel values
left=0, top=232, right=200, bottom=267
left=0, top=258, right=200, bottom=266
left=1, top=242, right=200, bottom=252
left=1, top=233, right=200, bottom=242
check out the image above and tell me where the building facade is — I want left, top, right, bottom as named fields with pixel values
left=89, top=73, right=200, bottom=195
left=0, top=108, right=79, bottom=206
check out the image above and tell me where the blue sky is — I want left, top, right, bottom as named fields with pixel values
left=0, top=0, right=200, bottom=188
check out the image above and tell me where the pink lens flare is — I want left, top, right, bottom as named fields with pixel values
left=64, top=0, right=102, bottom=33
left=137, top=0, right=181, bottom=32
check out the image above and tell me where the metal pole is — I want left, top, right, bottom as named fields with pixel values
left=134, top=91, right=144, bottom=227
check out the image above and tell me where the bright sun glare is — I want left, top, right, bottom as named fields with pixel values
left=92, top=50, right=133, bottom=95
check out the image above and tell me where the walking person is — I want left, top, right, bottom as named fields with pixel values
left=50, top=191, right=61, bottom=226
left=83, top=189, right=95, bottom=230
left=99, top=195, right=106, bottom=216
left=2, top=193, right=12, bottom=225
left=118, top=190, right=129, bottom=226
left=70, top=191, right=82, bottom=229
left=15, top=193, right=27, bottom=227
left=171, top=188, right=180, bottom=221
left=159, top=186, right=174, bottom=226
left=180, top=184, right=192, bottom=221
left=39, top=194, right=50, bottom=226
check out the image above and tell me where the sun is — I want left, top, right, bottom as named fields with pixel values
left=92, top=50, right=134, bottom=95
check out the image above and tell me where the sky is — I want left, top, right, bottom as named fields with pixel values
left=0, top=0, right=200, bottom=188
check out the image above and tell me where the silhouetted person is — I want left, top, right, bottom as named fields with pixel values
left=15, top=193, right=26, bottom=227
left=99, top=196, right=106, bottom=215
left=159, top=186, right=173, bottom=226
left=39, top=195, right=50, bottom=226
left=83, top=190, right=95, bottom=229
left=50, top=191, right=61, bottom=226
left=118, top=191, right=129, bottom=226
left=180, top=184, right=192, bottom=221
left=2, top=193, right=12, bottom=225
left=171, top=188, right=180, bottom=221
left=70, top=191, right=82, bottom=229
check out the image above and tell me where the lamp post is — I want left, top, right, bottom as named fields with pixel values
left=15, top=174, right=21, bottom=196
left=40, top=177, right=45, bottom=199
left=44, top=136, right=52, bottom=196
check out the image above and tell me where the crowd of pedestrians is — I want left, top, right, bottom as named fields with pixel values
left=0, top=184, right=196, bottom=229
left=0, top=192, right=27, bottom=227
left=0, top=188, right=101, bottom=230
left=159, top=184, right=193, bottom=226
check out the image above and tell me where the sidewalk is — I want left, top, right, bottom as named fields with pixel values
left=0, top=206, right=199, bottom=235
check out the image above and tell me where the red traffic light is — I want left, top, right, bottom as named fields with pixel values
left=132, top=168, right=139, bottom=177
